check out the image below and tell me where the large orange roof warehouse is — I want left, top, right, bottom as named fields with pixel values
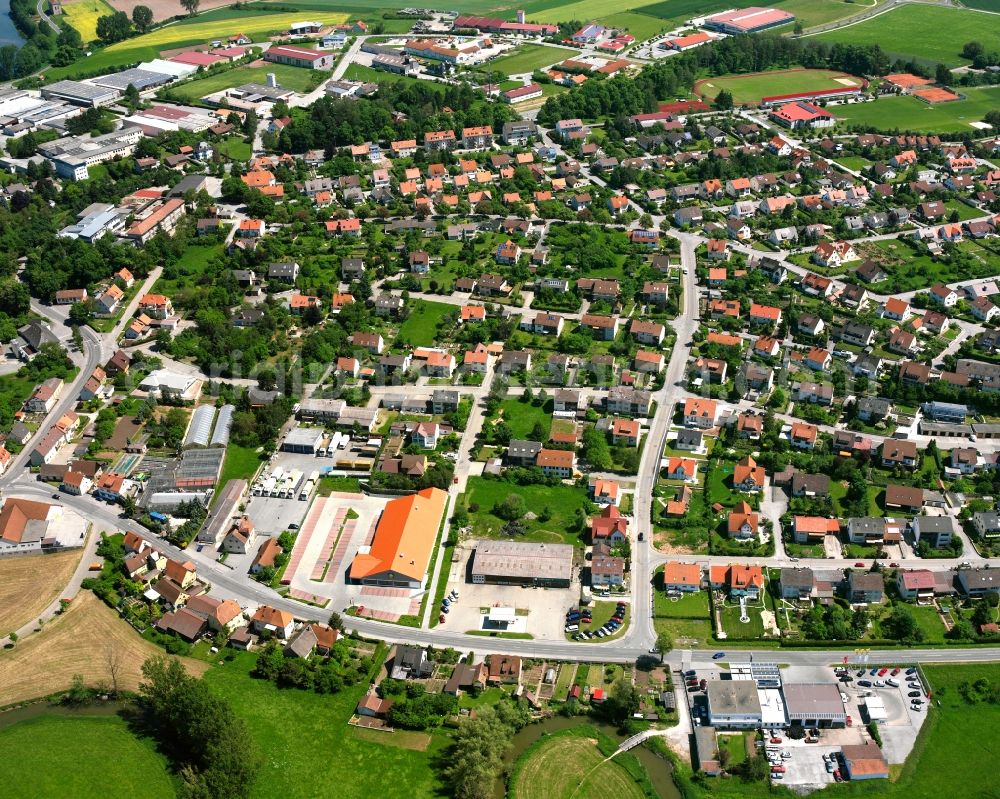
left=350, top=487, right=447, bottom=583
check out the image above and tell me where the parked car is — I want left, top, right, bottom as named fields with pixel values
left=770, top=737, right=782, bottom=744
left=905, top=667, right=917, bottom=675
left=887, top=678, right=899, bottom=688
left=685, top=670, right=697, bottom=677
left=834, top=770, right=842, bottom=782
left=911, top=698, right=924, bottom=705
left=855, top=561, right=865, bottom=567
left=891, top=667, right=900, bottom=676
left=911, top=703, right=923, bottom=712
left=878, top=668, right=888, bottom=677
left=771, top=765, right=786, bottom=773
left=908, top=690, right=922, bottom=698
left=870, top=668, right=879, bottom=676
left=858, top=680, right=872, bottom=687
left=439, top=613, right=446, bottom=624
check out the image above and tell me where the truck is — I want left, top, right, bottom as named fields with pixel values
left=149, top=511, right=168, bottom=523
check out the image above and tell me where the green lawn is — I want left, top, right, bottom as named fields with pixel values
left=463, top=477, right=592, bottom=546
left=218, top=443, right=263, bottom=488
left=165, top=64, right=319, bottom=104
left=397, top=299, right=455, bottom=347
left=654, top=615, right=714, bottom=646
left=694, top=68, right=863, bottom=106
left=216, top=138, right=253, bottom=161
left=499, top=396, right=552, bottom=440
left=489, top=44, right=574, bottom=75
left=202, top=652, right=448, bottom=799
left=652, top=572, right=710, bottom=620
left=154, top=242, right=225, bottom=298
left=317, top=475, right=362, bottom=495
left=811, top=5, right=1000, bottom=65
left=719, top=601, right=768, bottom=639
left=836, top=86, right=1000, bottom=133
left=0, top=715, right=174, bottom=799
left=343, top=63, right=446, bottom=91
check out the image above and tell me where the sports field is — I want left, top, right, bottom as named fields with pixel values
left=0, top=715, right=174, bottom=799
left=61, top=0, right=117, bottom=43
left=510, top=729, right=646, bottom=799
left=694, top=68, right=863, bottom=106
left=811, top=5, right=1000, bottom=65
left=622, top=0, right=870, bottom=28
left=836, top=85, right=1000, bottom=133
left=489, top=44, right=575, bottom=75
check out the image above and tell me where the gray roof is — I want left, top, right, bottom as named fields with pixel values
left=914, top=515, right=954, bottom=533
left=707, top=680, right=760, bottom=714
left=781, top=567, right=814, bottom=589
left=508, top=439, right=542, bottom=457
left=783, top=683, right=846, bottom=719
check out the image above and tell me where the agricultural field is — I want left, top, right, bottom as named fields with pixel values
left=489, top=44, right=574, bottom=75
left=0, top=548, right=83, bottom=635
left=597, top=10, right=670, bottom=40
left=694, top=68, right=864, bottom=106
left=61, top=0, right=117, bottom=43
left=0, top=591, right=207, bottom=707
left=811, top=5, right=1000, bottom=65
left=462, top=477, right=593, bottom=546
left=836, top=86, right=1000, bottom=133
left=45, top=9, right=349, bottom=79
left=0, top=715, right=174, bottom=799
left=165, top=63, right=321, bottom=103
left=629, top=0, right=870, bottom=28
left=509, top=727, right=646, bottom=799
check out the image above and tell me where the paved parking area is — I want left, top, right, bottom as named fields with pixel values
left=439, top=544, right=581, bottom=640
left=245, top=495, right=309, bottom=535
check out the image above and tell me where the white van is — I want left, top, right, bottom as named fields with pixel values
left=565, top=624, right=578, bottom=633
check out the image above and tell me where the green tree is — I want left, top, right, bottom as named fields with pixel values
left=493, top=493, right=527, bottom=521
left=656, top=630, right=674, bottom=663
left=935, top=63, right=952, bottom=84
left=132, top=4, right=153, bottom=31
left=713, top=89, right=734, bottom=110
left=883, top=605, right=924, bottom=643
left=180, top=0, right=200, bottom=15
left=95, top=10, right=132, bottom=43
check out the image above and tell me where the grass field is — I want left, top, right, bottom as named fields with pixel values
left=0, top=549, right=83, bottom=635
left=694, top=68, right=863, bottom=106
left=811, top=5, right=1000, bottom=65
left=0, top=715, right=174, bottom=799
left=397, top=299, right=455, bottom=347
left=343, top=63, right=445, bottom=91
left=836, top=86, right=1000, bottom=133
left=463, top=477, right=591, bottom=546
left=510, top=728, right=646, bottom=799
left=165, top=63, right=320, bottom=103
left=489, top=44, right=574, bottom=74
left=595, top=10, right=669, bottom=40
left=203, top=651, right=448, bottom=799
left=62, top=0, right=117, bottom=43
left=499, top=396, right=552, bottom=440
left=0, top=592, right=206, bottom=706
left=217, top=443, right=263, bottom=488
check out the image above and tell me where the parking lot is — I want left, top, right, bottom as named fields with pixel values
left=682, top=660, right=927, bottom=789
left=439, top=544, right=583, bottom=640
left=244, top=451, right=328, bottom=534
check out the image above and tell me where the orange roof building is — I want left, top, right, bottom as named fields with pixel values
left=349, top=487, right=447, bottom=588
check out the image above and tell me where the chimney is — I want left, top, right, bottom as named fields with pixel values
left=266, top=72, right=277, bottom=88
left=516, top=8, right=525, bottom=23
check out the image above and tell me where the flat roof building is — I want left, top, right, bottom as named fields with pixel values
left=471, top=540, right=574, bottom=588
left=783, top=683, right=847, bottom=727
left=282, top=426, right=324, bottom=454
left=706, top=680, right=762, bottom=729
left=41, top=79, right=120, bottom=107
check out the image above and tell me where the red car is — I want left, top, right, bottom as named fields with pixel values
left=439, top=613, right=446, bottom=624
left=854, top=561, right=865, bottom=567
left=846, top=715, right=852, bottom=726
left=878, top=668, right=888, bottom=677
left=891, top=667, right=901, bottom=676
left=771, top=766, right=786, bottom=774
left=770, top=737, right=782, bottom=744
left=834, top=770, right=842, bottom=782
